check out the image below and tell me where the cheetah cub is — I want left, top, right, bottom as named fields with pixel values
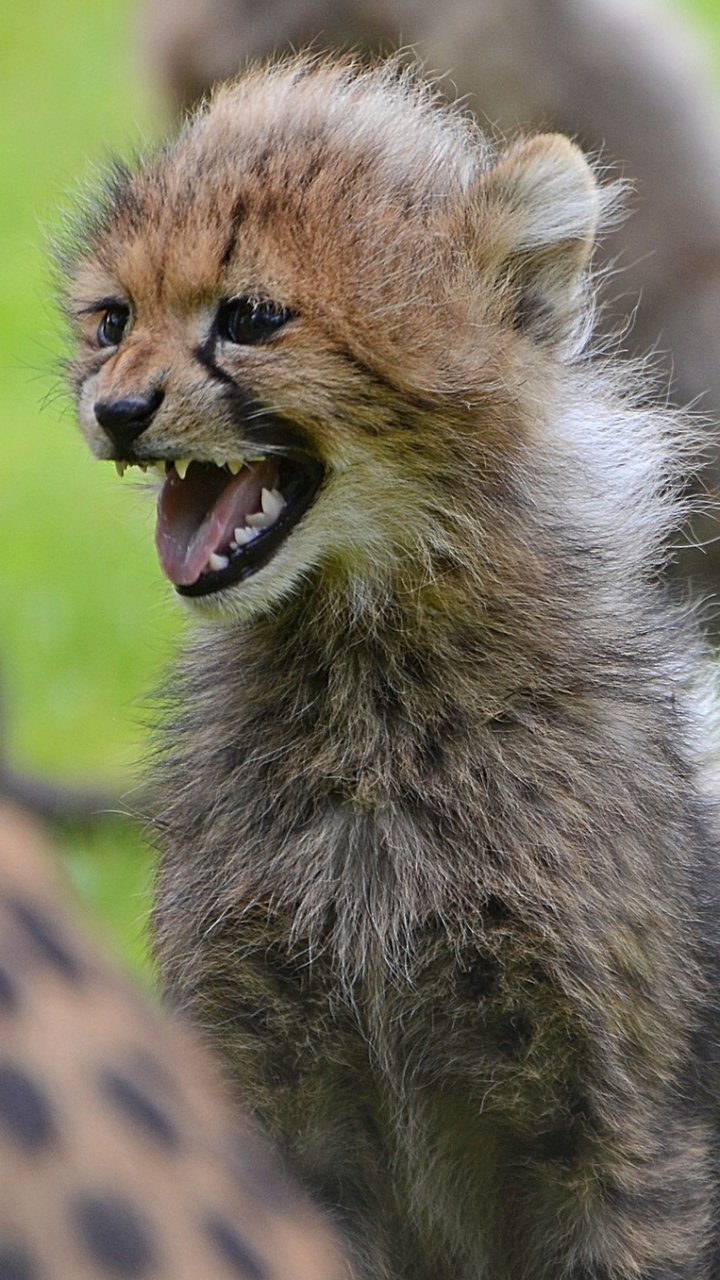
left=65, top=57, right=720, bottom=1280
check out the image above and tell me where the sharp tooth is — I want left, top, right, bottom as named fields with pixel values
left=174, top=459, right=191, bottom=480
left=261, top=487, right=285, bottom=519
left=115, top=461, right=126, bottom=478
left=138, top=463, right=148, bottom=473
left=227, top=460, right=244, bottom=475
left=234, top=526, right=261, bottom=545
left=150, top=462, right=167, bottom=478
left=246, top=510, right=274, bottom=528
left=207, top=552, right=229, bottom=572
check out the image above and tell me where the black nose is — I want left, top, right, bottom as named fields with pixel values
left=94, top=390, right=165, bottom=454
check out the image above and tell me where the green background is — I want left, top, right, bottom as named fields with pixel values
left=0, top=0, right=718, bottom=978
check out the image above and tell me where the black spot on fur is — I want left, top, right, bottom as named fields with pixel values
left=203, top=1213, right=268, bottom=1280
left=457, top=952, right=499, bottom=1001
left=248, top=145, right=274, bottom=179
left=100, top=1070, right=180, bottom=1150
left=420, top=733, right=445, bottom=775
left=250, top=194, right=281, bottom=229
left=0, top=1248, right=40, bottom=1280
left=491, top=1010, right=534, bottom=1058
left=0, top=963, right=18, bottom=1013
left=0, top=1064, right=56, bottom=1151
left=71, top=1193, right=156, bottom=1276
left=532, top=1122, right=582, bottom=1163
left=6, top=897, right=82, bottom=980
left=482, top=896, right=512, bottom=925
left=511, top=288, right=555, bottom=342
left=219, top=196, right=247, bottom=270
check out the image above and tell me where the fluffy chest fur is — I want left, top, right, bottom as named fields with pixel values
left=64, top=57, right=720, bottom=1280
left=152, top=598, right=715, bottom=1278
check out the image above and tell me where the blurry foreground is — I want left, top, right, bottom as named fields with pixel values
left=0, top=803, right=350, bottom=1280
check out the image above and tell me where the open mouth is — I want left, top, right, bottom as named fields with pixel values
left=114, top=451, right=323, bottom=596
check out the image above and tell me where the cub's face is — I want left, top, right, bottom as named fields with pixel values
left=69, top=258, right=331, bottom=620
left=64, top=62, right=599, bottom=621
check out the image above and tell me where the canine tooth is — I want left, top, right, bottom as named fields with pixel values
left=261, top=487, right=285, bottom=519
left=174, top=459, right=190, bottom=480
left=114, top=461, right=126, bottom=478
left=227, top=460, right=244, bottom=475
left=208, top=552, right=229, bottom=572
left=246, top=510, right=274, bottom=529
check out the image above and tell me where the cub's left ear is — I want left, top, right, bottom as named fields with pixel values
left=469, top=134, right=602, bottom=351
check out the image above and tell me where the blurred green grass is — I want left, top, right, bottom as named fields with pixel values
left=689, top=0, right=720, bottom=33
left=0, top=0, right=176, bottom=977
left=0, top=0, right=718, bottom=979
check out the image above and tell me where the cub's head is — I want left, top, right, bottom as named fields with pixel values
left=63, top=57, right=602, bottom=621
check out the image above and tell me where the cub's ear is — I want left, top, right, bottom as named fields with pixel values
left=469, top=134, right=602, bottom=350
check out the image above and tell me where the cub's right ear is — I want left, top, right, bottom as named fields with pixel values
left=466, top=134, right=602, bottom=352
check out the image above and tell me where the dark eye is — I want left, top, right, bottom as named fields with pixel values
left=216, top=296, right=294, bottom=345
left=97, top=304, right=130, bottom=348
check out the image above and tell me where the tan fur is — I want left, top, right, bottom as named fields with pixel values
left=64, top=58, right=720, bottom=1279
left=0, top=804, right=349, bottom=1280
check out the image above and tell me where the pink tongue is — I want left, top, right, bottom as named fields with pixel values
left=155, top=460, right=279, bottom=585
